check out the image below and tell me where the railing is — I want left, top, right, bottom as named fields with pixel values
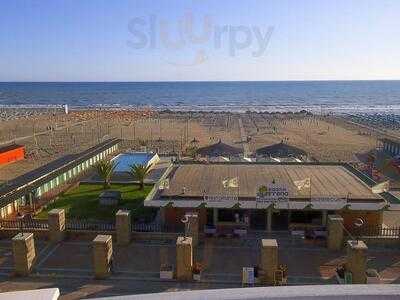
left=131, top=222, right=162, bottom=232
left=131, top=222, right=180, bottom=233
left=0, top=219, right=49, bottom=230
left=66, top=220, right=115, bottom=231
left=354, top=225, right=400, bottom=238
left=0, top=219, right=179, bottom=233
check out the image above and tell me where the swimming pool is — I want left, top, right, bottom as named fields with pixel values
left=112, top=152, right=159, bottom=172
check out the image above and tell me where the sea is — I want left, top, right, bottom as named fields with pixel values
left=0, top=81, right=400, bottom=114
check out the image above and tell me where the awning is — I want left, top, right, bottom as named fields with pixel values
left=311, top=202, right=348, bottom=210
left=172, top=200, right=203, bottom=208
left=347, top=202, right=387, bottom=211
left=144, top=200, right=171, bottom=207
left=206, top=201, right=238, bottom=208
left=388, top=204, right=400, bottom=211
left=239, top=201, right=258, bottom=209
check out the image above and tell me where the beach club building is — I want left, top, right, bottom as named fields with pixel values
left=0, top=138, right=120, bottom=218
left=379, top=138, right=400, bottom=157
left=145, top=161, right=400, bottom=233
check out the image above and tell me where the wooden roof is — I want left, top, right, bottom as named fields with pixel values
left=161, top=163, right=382, bottom=201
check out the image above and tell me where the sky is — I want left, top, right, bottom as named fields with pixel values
left=0, top=0, right=399, bottom=82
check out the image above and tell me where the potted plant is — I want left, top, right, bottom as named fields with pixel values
left=192, top=262, right=202, bottom=281
left=335, top=266, right=345, bottom=284
left=160, top=263, right=173, bottom=280
left=366, top=268, right=381, bottom=284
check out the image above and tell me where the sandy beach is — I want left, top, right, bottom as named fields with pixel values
left=0, top=108, right=395, bottom=182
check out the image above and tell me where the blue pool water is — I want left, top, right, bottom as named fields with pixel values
left=112, top=153, right=154, bottom=172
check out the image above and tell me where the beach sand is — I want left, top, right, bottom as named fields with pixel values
left=0, top=109, right=393, bottom=181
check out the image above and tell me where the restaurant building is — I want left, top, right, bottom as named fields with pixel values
left=0, top=138, right=120, bottom=218
left=145, top=161, right=400, bottom=233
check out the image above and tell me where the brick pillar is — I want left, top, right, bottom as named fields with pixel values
left=176, top=236, right=193, bottom=281
left=345, top=240, right=368, bottom=284
left=93, top=235, right=113, bottom=279
left=48, top=209, right=66, bottom=243
left=327, top=215, right=344, bottom=251
left=260, top=239, right=278, bottom=285
left=186, top=212, right=199, bottom=247
left=12, top=233, right=36, bottom=276
left=116, top=210, right=131, bottom=245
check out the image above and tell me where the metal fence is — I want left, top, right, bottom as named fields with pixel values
left=0, top=218, right=179, bottom=233
left=131, top=222, right=180, bottom=233
left=66, top=220, right=115, bottom=231
left=354, top=225, right=400, bottom=238
left=0, top=219, right=49, bottom=230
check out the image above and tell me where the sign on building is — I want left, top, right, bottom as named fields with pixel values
left=256, top=184, right=289, bottom=204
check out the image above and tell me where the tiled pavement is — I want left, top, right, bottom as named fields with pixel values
left=1, top=236, right=400, bottom=299
left=1, top=236, right=400, bottom=284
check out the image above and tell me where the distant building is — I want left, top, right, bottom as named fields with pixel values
left=0, top=144, right=25, bottom=166
left=64, top=104, right=69, bottom=114
left=0, top=139, right=120, bottom=218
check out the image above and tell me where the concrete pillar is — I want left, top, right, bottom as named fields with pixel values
left=176, top=236, right=193, bottom=281
left=93, top=235, right=113, bottom=279
left=327, top=215, right=344, bottom=251
left=346, top=240, right=368, bottom=284
left=213, top=208, right=218, bottom=226
left=185, top=212, right=199, bottom=247
left=12, top=233, right=36, bottom=276
left=260, top=239, right=278, bottom=285
left=116, top=210, right=131, bottom=245
left=48, top=209, right=66, bottom=243
left=266, top=207, right=272, bottom=232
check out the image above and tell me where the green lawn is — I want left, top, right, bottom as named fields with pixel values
left=36, top=183, right=156, bottom=222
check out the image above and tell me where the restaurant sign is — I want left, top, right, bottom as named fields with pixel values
left=256, top=184, right=289, bottom=203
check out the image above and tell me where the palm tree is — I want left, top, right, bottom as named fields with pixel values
left=129, top=164, right=152, bottom=190
left=96, top=160, right=117, bottom=189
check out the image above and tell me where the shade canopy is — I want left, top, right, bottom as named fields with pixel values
left=256, top=142, right=307, bottom=158
left=196, top=140, right=243, bottom=157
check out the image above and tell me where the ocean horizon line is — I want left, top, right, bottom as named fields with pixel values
left=1, top=79, right=400, bottom=84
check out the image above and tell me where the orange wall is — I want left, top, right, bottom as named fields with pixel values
left=339, top=210, right=383, bottom=231
left=0, top=147, right=25, bottom=165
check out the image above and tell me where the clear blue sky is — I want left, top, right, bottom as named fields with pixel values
left=1, top=0, right=399, bottom=81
